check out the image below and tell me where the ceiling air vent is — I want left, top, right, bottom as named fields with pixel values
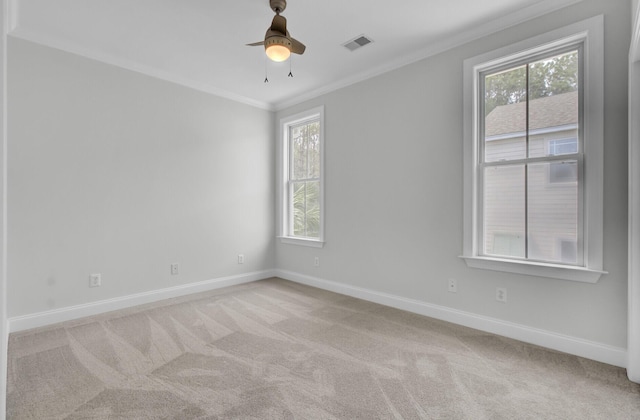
left=343, top=35, right=373, bottom=52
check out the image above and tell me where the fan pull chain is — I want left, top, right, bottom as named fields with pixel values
left=264, top=56, right=269, bottom=83
left=288, top=57, right=293, bottom=78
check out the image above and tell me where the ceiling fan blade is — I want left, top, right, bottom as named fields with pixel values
left=271, top=14, right=287, bottom=35
left=246, top=41, right=265, bottom=46
left=290, top=37, right=306, bottom=54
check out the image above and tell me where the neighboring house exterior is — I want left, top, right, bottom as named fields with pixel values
left=483, top=91, right=579, bottom=264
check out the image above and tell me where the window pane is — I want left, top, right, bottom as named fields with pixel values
left=528, top=50, right=579, bottom=158
left=292, top=180, right=320, bottom=238
left=291, top=121, right=320, bottom=180
left=484, top=66, right=527, bottom=162
left=483, top=165, right=525, bottom=258
left=290, top=125, right=307, bottom=180
left=528, top=161, right=578, bottom=264
left=308, top=121, right=320, bottom=178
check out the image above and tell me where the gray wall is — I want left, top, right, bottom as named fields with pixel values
left=8, top=38, right=275, bottom=317
left=627, top=0, right=640, bottom=382
left=276, top=0, right=630, bottom=349
left=1, top=0, right=7, bottom=417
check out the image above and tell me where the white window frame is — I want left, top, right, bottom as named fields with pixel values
left=278, top=106, right=325, bottom=248
left=461, top=16, right=606, bottom=283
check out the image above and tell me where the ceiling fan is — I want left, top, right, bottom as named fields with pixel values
left=247, top=0, right=306, bottom=62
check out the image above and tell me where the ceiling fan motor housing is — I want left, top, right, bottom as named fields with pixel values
left=264, top=34, right=292, bottom=50
left=269, top=0, right=287, bottom=13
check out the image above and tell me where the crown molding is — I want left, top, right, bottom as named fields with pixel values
left=9, top=29, right=276, bottom=111
left=273, top=0, right=583, bottom=110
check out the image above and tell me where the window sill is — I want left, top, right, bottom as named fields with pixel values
left=459, top=255, right=606, bottom=283
left=279, top=236, right=325, bottom=248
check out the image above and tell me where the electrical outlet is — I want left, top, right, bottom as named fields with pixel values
left=238, top=254, right=244, bottom=264
left=448, top=278, right=457, bottom=293
left=89, top=273, right=101, bottom=288
left=314, top=257, right=320, bottom=267
left=171, top=263, right=179, bottom=275
left=496, top=287, right=507, bottom=303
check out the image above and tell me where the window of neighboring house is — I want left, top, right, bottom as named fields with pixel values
left=279, top=106, right=325, bottom=247
left=462, top=16, right=605, bottom=282
left=549, top=138, right=578, bottom=155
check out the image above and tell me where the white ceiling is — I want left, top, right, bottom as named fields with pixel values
left=9, top=0, right=581, bottom=110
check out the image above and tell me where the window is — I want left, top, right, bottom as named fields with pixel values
left=279, top=107, right=324, bottom=247
left=462, top=17, right=605, bottom=282
left=549, top=138, right=578, bottom=155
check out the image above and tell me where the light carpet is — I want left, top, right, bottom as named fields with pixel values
left=7, top=277, right=640, bottom=419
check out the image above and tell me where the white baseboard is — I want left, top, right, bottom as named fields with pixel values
left=8, top=270, right=277, bottom=333
left=8, top=269, right=627, bottom=368
left=275, top=269, right=627, bottom=368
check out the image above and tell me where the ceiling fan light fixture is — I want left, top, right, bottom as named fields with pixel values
left=265, top=37, right=292, bottom=62
left=247, top=0, right=305, bottom=64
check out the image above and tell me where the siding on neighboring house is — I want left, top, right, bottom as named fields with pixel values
left=483, top=91, right=579, bottom=263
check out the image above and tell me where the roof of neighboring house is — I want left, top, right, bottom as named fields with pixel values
left=485, top=90, right=578, bottom=137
